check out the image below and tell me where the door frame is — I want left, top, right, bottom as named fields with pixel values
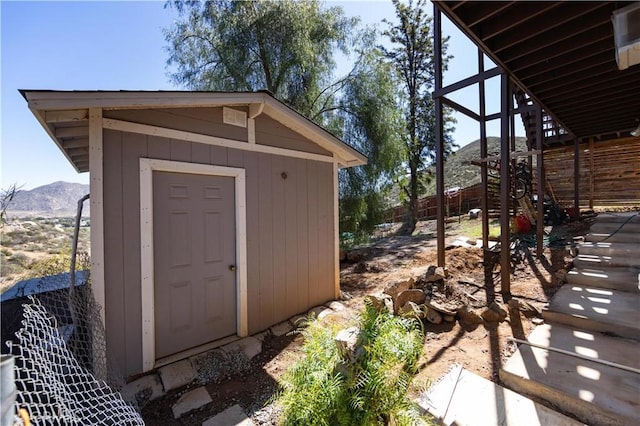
left=139, top=158, right=248, bottom=372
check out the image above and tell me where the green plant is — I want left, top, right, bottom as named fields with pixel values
left=24, top=248, right=90, bottom=279
left=276, top=303, right=427, bottom=425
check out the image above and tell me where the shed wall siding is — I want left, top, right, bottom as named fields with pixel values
left=103, top=129, right=335, bottom=376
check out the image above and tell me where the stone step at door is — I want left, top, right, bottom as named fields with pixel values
left=573, top=254, right=639, bottom=269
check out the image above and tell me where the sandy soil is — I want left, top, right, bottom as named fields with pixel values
left=141, top=216, right=594, bottom=425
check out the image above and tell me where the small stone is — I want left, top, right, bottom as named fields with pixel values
left=443, top=314, right=455, bottom=322
left=317, top=308, right=335, bottom=320
left=172, top=387, right=212, bottom=419
left=366, top=294, right=387, bottom=311
left=202, top=405, right=254, bottom=426
left=222, top=336, right=262, bottom=360
left=394, top=289, right=426, bottom=314
left=159, top=359, right=197, bottom=392
left=531, top=317, right=545, bottom=325
left=481, top=302, right=508, bottom=323
left=335, top=327, right=360, bottom=361
left=425, top=266, right=447, bottom=282
left=426, top=300, right=457, bottom=316
left=457, top=306, right=483, bottom=325
left=425, top=307, right=443, bottom=324
left=307, top=305, right=326, bottom=318
left=328, top=301, right=346, bottom=312
left=399, top=301, right=426, bottom=319
left=120, top=374, right=164, bottom=407
left=384, top=278, right=414, bottom=299
left=270, top=321, right=293, bottom=337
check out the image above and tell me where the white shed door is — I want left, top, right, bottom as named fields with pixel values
left=153, top=171, right=236, bottom=359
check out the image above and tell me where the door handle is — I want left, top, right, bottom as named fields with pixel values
left=229, top=265, right=236, bottom=271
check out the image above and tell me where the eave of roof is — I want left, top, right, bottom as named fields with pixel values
left=20, top=90, right=367, bottom=172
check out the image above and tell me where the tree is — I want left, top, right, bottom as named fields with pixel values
left=0, top=183, right=22, bottom=227
left=382, top=0, right=456, bottom=234
left=165, top=0, right=405, bottom=243
left=337, top=45, right=404, bottom=243
left=164, top=0, right=356, bottom=117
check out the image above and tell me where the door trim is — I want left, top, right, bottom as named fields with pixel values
left=139, top=158, right=248, bottom=372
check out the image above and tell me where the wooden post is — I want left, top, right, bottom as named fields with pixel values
left=434, top=4, right=445, bottom=267
left=589, top=138, right=595, bottom=209
left=479, top=49, right=489, bottom=250
left=574, top=138, right=580, bottom=218
left=500, top=73, right=511, bottom=296
left=536, top=104, right=544, bottom=257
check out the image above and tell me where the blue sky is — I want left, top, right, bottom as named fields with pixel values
left=1, top=0, right=518, bottom=190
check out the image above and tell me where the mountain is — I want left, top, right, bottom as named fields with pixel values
left=6, top=181, right=90, bottom=217
left=422, top=136, right=528, bottom=196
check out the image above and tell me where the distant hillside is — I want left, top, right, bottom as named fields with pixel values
left=422, top=136, right=527, bottom=196
left=6, top=181, right=90, bottom=217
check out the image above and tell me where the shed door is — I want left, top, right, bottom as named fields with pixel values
left=153, top=171, right=236, bottom=359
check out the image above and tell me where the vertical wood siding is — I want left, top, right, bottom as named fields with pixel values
left=103, top=128, right=335, bottom=376
left=545, top=137, right=640, bottom=207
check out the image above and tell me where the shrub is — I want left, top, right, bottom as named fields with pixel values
left=276, top=303, right=427, bottom=425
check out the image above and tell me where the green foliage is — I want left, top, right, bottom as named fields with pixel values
left=164, top=0, right=356, bottom=117
left=276, top=303, right=426, bottom=425
left=382, top=0, right=456, bottom=231
left=24, top=248, right=90, bottom=279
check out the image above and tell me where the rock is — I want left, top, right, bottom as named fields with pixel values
left=335, top=326, right=360, bottom=362
left=394, top=289, right=426, bottom=314
left=328, top=301, right=346, bottom=312
left=270, top=321, right=293, bottom=337
left=531, top=318, right=545, bottom=325
left=426, top=300, right=457, bottom=317
left=399, top=301, right=426, bottom=319
left=308, top=305, right=326, bottom=318
left=425, top=266, right=447, bottom=282
left=469, top=208, right=482, bottom=219
left=317, top=308, right=335, bottom=320
left=120, top=374, right=164, bottom=408
left=159, top=359, right=197, bottom=392
left=384, top=278, right=414, bottom=299
left=457, top=306, right=483, bottom=325
left=425, top=307, right=443, bottom=324
left=222, top=336, right=262, bottom=360
left=202, top=405, right=254, bottom=426
left=481, top=302, right=508, bottom=323
left=172, top=387, right=212, bottom=419
left=443, top=314, right=455, bottom=322
left=366, top=294, right=386, bottom=311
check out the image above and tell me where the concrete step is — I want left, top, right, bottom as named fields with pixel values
left=573, top=254, right=638, bottom=269
left=542, top=285, right=640, bottom=340
left=594, top=212, right=640, bottom=225
left=419, top=364, right=582, bottom=426
left=586, top=231, right=640, bottom=244
left=578, top=242, right=640, bottom=260
left=589, top=222, right=640, bottom=238
left=500, top=324, right=640, bottom=426
left=567, top=266, right=639, bottom=293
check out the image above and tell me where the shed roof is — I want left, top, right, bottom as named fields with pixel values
left=436, top=1, right=640, bottom=146
left=20, top=90, right=367, bottom=172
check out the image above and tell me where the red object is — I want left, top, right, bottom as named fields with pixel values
left=515, top=214, right=532, bottom=232
left=566, top=207, right=579, bottom=219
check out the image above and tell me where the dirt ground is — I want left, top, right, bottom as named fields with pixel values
left=141, top=215, right=595, bottom=425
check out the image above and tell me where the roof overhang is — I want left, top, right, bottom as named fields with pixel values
left=20, top=90, right=367, bottom=172
left=435, top=1, right=640, bottom=146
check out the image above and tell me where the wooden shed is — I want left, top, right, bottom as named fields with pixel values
left=21, top=90, right=366, bottom=376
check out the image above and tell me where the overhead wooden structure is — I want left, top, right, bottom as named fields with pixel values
left=432, top=1, right=640, bottom=295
